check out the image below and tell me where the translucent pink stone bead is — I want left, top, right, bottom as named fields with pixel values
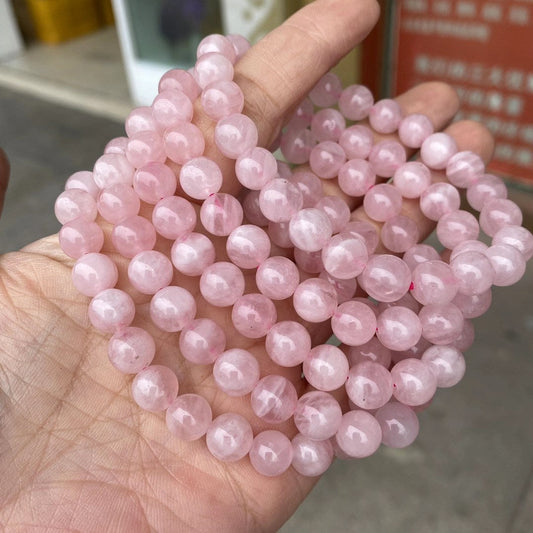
left=235, top=147, right=277, bottom=190
left=291, top=434, right=334, bottom=477
left=485, top=244, right=526, bottom=286
left=390, top=358, right=437, bottom=406
left=398, top=113, right=434, bottom=148
left=451, top=319, right=475, bottom=352
left=65, top=170, right=99, bottom=199
left=493, top=225, right=533, bottom=261
left=450, top=239, right=489, bottom=261
left=345, top=220, right=379, bottom=254
left=280, top=128, right=315, bottom=164
left=390, top=336, right=432, bottom=365
left=335, top=410, right=382, bottom=458
left=452, top=288, right=492, bottom=319
left=131, top=365, right=178, bottom=412
left=369, top=98, right=402, bottom=134
left=178, top=318, right=226, bottom=365
left=378, top=292, right=420, bottom=314
left=289, top=208, right=333, bottom=252
left=311, top=108, right=345, bottom=142
left=251, top=375, right=298, bottom=423
left=166, top=394, right=213, bottom=441
left=331, top=300, right=377, bottom=346
left=287, top=98, right=314, bottom=130
left=437, top=210, right=480, bottom=249
left=88, top=288, right=135, bottom=333
left=128, top=250, right=173, bottom=294
left=420, top=132, right=458, bottom=169
left=403, top=244, right=441, bottom=270
left=55, top=189, right=97, bottom=224
left=259, top=178, right=303, bottom=223
left=242, top=190, right=269, bottom=226
left=363, top=183, right=402, bottom=222
left=319, top=272, right=357, bottom=304
left=125, top=131, right=166, bottom=168
left=294, top=391, right=343, bottom=440
left=265, top=320, right=311, bottom=367
left=104, top=136, right=128, bottom=155
left=152, top=196, right=196, bottom=240
left=227, top=33, right=250, bottom=61
left=256, top=256, right=300, bottom=300
left=419, top=303, right=464, bottom=345
left=171, top=232, right=215, bottom=276
left=158, top=69, right=200, bottom=102
left=293, top=278, right=338, bottom=323
left=112, top=215, right=156, bottom=258
left=226, top=225, right=270, bottom=269
left=164, top=122, right=205, bottom=165
left=309, top=72, right=343, bottom=107
left=72, top=252, right=118, bottom=297
left=322, top=233, right=368, bottom=279
left=375, top=402, right=419, bottom=448
left=152, top=89, right=193, bottom=130
left=199, top=261, right=245, bottom=306
left=200, top=193, right=243, bottom=236
left=393, top=161, right=432, bottom=198
left=289, top=170, right=323, bottom=207
left=446, top=150, right=485, bottom=188
left=480, top=198, right=523, bottom=237
left=133, top=162, right=176, bottom=204
left=125, top=106, right=157, bottom=137
left=450, top=251, right=494, bottom=295
left=93, top=153, right=135, bottom=189
left=376, top=306, right=422, bottom=351
left=338, top=125, right=374, bottom=159
left=421, top=345, right=466, bottom=388
left=213, top=348, right=260, bottom=396
left=150, top=286, right=196, bottom=332
left=315, top=196, right=351, bottom=234
left=368, top=140, right=407, bottom=178
left=294, top=248, right=324, bottom=274
left=466, top=173, right=507, bottom=211
left=338, top=84, right=374, bottom=120
left=194, top=52, right=234, bottom=89
left=231, top=293, right=277, bottom=338
left=381, top=215, right=420, bottom=253
left=97, top=184, right=140, bottom=224
left=269, top=220, right=294, bottom=249
left=179, top=157, right=222, bottom=200
left=214, top=113, right=258, bottom=159
left=359, top=254, right=412, bottom=303
left=206, top=412, right=253, bottom=462
left=197, top=34, right=236, bottom=62
left=347, top=336, right=392, bottom=368
left=309, top=141, right=346, bottom=179
left=303, top=344, right=349, bottom=391
left=346, top=361, right=393, bottom=409
left=108, top=326, right=155, bottom=374
left=419, top=182, right=461, bottom=221
left=59, top=218, right=104, bottom=259
left=249, top=430, right=293, bottom=477
left=411, top=260, right=459, bottom=305
left=338, top=158, right=376, bottom=197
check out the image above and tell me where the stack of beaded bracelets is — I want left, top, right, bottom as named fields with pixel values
left=54, top=33, right=532, bottom=478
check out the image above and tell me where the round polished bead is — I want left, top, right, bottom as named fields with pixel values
left=112, top=215, right=157, bottom=258
left=369, top=98, right=402, bottom=133
left=59, top=218, right=104, bottom=259
left=493, top=225, right=533, bottom=261
left=179, top=318, right=226, bottom=365
left=381, top=215, right=420, bottom=253
left=446, top=150, right=485, bottom=188
left=128, top=250, right=174, bottom=294
left=179, top=157, right=223, bottom=200
left=450, top=251, right=494, bottom=295
left=359, top=254, right=412, bottom=303
left=213, top=348, right=260, bottom=396
left=419, top=303, right=464, bottom=345
left=293, top=277, right=338, bottom=323
left=251, top=375, right=298, bottom=424
left=226, top=224, right=271, bottom=269
left=158, top=69, right=200, bottom=102
left=421, top=345, right=466, bottom=388
left=72, top=252, right=118, bottom=297
left=249, top=430, right=293, bottom=477
left=398, top=113, right=434, bottom=148
left=242, top=190, right=269, bottom=226
left=411, top=260, right=459, bottom=305
left=259, top=178, right=303, bottom=222
left=403, top=244, right=441, bottom=270
left=231, top=293, right=277, bottom=338
left=345, top=220, right=379, bottom=254
left=289, top=208, right=333, bottom=252
left=291, top=434, right=334, bottom=477
left=331, top=300, right=377, bottom=346
left=93, top=153, right=135, bottom=189
left=346, top=361, right=393, bottom=410
left=436, top=210, right=480, bottom=249
left=338, top=158, right=376, bottom=197
left=322, top=232, right=368, bottom=279
left=65, top=170, right=99, bottom=199
left=378, top=292, right=421, bottom=314
left=346, top=336, right=392, bottom=368
left=452, top=288, right=492, bottom=318
left=125, top=106, right=157, bottom=137
left=294, top=248, right=324, bottom=274
left=450, top=239, right=489, bottom=261
left=392, top=161, right=432, bottom=198
left=339, top=84, right=374, bottom=120
left=55, top=189, right=97, bottom=224
left=288, top=98, right=314, bottom=130
left=390, top=336, right=432, bottom=365
left=164, top=122, right=205, bottom=165
left=199, top=262, right=245, bottom=307
left=265, top=320, right=311, bottom=367
left=390, top=358, right=437, bottom=406
left=152, top=89, right=193, bottom=129
left=419, top=182, right=461, bottom=221
left=335, top=410, right=382, bottom=458
left=479, top=198, right=523, bottom=237
left=235, top=147, right=277, bottom=190
left=108, top=326, right=155, bottom=374
left=88, top=288, right=135, bottom=333
left=466, top=173, right=507, bottom=211
left=150, top=286, right=196, bottom=332
left=152, top=196, right=196, bottom=240
left=319, top=271, right=357, bottom=304
left=451, top=319, right=475, bottom=352
left=363, top=183, right=402, bottom=221
left=303, top=344, right=349, bottom=391
left=126, top=130, right=166, bottom=168
left=376, top=306, right=422, bottom=351
left=201, top=80, right=244, bottom=120
left=315, top=195, right=351, bottom=234
left=194, top=52, right=234, bottom=88
left=280, top=128, right=315, bottom=164
left=311, top=108, right=345, bottom=143
left=200, top=193, right=243, bottom=236
left=368, top=140, right=407, bottom=177
left=206, top=413, right=253, bottom=462
left=256, top=256, right=300, bottom=300
left=293, top=391, right=343, bottom=440
left=197, top=34, right=236, bottom=61
left=214, top=113, right=258, bottom=159
left=171, top=232, right=215, bottom=276
left=227, top=33, right=250, bottom=60
left=485, top=244, right=526, bottom=286
left=375, top=402, right=419, bottom=448
left=420, top=132, right=458, bottom=169
left=97, top=184, right=140, bottom=224
left=339, top=125, right=374, bottom=160
left=132, top=365, right=179, bottom=412
left=309, top=72, right=343, bottom=107
left=166, top=394, right=213, bottom=441
left=289, top=170, right=323, bottom=208
left=309, top=141, right=346, bottom=179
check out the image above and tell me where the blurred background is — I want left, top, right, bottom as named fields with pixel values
left=0, top=1, right=531, bottom=531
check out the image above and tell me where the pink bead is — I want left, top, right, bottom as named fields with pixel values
left=419, top=182, right=461, bottom=221
left=398, top=113, right=434, bottom=148
left=97, top=184, right=140, bottom=224
left=166, top=394, right=212, bottom=441
left=420, top=132, right=458, bottom=169
left=450, top=237, right=488, bottom=261
left=293, top=277, right=338, bottom=323
left=303, top=344, right=349, bottom=392
left=315, top=196, right=351, bottom=234
left=437, top=209, right=480, bottom=249
left=480, top=198, right=523, bottom=237
left=93, top=153, right=135, bottom=189
left=226, top=224, right=270, bottom=269
left=108, top=326, right=155, bottom=374
left=251, top=375, right=298, bottom=424
left=419, top=303, right=464, bottom=345
left=88, top=288, right=135, bottom=333
left=363, top=183, right=402, bottom=222
left=322, top=232, right=368, bottom=279
left=242, top=190, right=269, bottom=226
left=206, top=412, right=253, bottom=462
left=391, top=336, right=432, bottom=364
left=152, top=89, right=193, bottom=130
left=128, top=250, right=173, bottom=294
left=55, top=189, right=97, bottom=224
left=131, top=365, right=178, bottom=412
left=390, top=358, right=437, bottom=406
left=194, top=52, right=234, bottom=89
left=294, top=248, right=324, bottom=274
left=133, top=162, right=176, bottom=204
left=280, top=128, right=315, bottom=164
left=150, top=286, right=196, bottom=332
left=376, top=306, right=422, bottom=351
left=231, top=293, right=277, bottom=338
left=375, top=402, right=419, bottom=448
left=125, top=106, right=156, bottom=137
left=288, top=97, right=314, bottom=130
left=200, top=193, right=243, bottom=236
left=65, top=170, right=99, bottom=199
left=213, top=348, right=260, bottom=396
left=403, top=244, right=441, bottom=270
left=411, top=260, right=459, bottom=305
left=493, top=225, right=533, bottom=261
left=485, top=244, right=526, bottom=286
left=338, top=125, right=374, bottom=159
left=152, top=196, right=196, bottom=240
left=446, top=150, right=485, bottom=188
left=214, top=113, right=258, bottom=159
left=256, top=256, right=300, bottom=300
left=164, top=122, right=205, bottom=165
left=291, top=434, right=334, bottom=477
left=171, top=232, right=215, bottom=276
left=289, top=208, right=333, bottom=252
left=338, top=84, right=374, bottom=120
left=179, top=157, right=222, bottom=200
left=259, top=178, right=303, bottom=222
left=450, top=251, right=494, bottom=295
left=309, top=72, right=343, bottom=107
left=235, top=147, right=277, bottom=190
left=392, top=161, right=432, bottom=198
left=331, top=300, right=377, bottom=346
left=112, top=216, right=156, bottom=258
left=199, top=261, right=245, bottom=306
left=451, top=318, right=475, bottom=352
left=72, top=252, right=118, bottom=297
left=369, top=99, right=402, bottom=134
left=158, top=69, right=200, bottom=102
left=227, top=33, right=250, bottom=61
left=125, top=131, right=166, bottom=168
left=336, top=410, right=382, bottom=462
left=179, top=318, right=226, bottom=365
left=104, top=136, right=128, bottom=155
left=309, top=141, right=346, bottom=179
left=345, top=220, right=379, bottom=254
left=319, top=272, right=357, bottom=304
left=368, top=140, right=407, bottom=177
left=59, top=218, right=104, bottom=259
left=338, top=158, right=376, bottom=197
left=452, top=288, right=492, bottom=318
left=294, top=391, right=343, bottom=440
left=249, top=430, right=293, bottom=477
left=346, top=361, right=393, bottom=409
left=311, top=108, right=345, bottom=142
left=197, top=34, right=236, bottom=62
left=359, top=254, right=412, bottom=303
left=346, top=336, right=392, bottom=368
left=466, top=173, right=507, bottom=211
left=265, top=320, right=311, bottom=367
left=378, top=292, right=421, bottom=314
left=268, top=221, right=293, bottom=248
left=381, top=215, right=420, bottom=253
left=421, top=345, right=466, bottom=388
